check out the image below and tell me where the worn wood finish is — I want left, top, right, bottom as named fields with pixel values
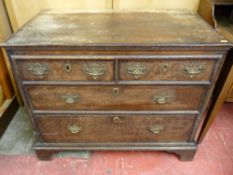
left=3, top=11, right=224, bottom=47
left=15, top=59, right=114, bottom=82
left=3, top=11, right=230, bottom=161
left=34, top=143, right=197, bottom=160
left=10, top=50, right=226, bottom=56
left=119, top=59, right=216, bottom=81
left=36, top=114, right=196, bottom=143
left=27, top=85, right=205, bottom=111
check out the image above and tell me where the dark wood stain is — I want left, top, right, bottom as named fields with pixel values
left=3, top=11, right=225, bottom=47
left=16, top=59, right=114, bottom=82
left=119, top=59, right=215, bottom=81
left=27, top=85, right=205, bottom=111
left=2, top=10, right=231, bottom=161
left=36, top=114, right=196, bottom=143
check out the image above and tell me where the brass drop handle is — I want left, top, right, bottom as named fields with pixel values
left=27, top=63, right=49, bottom=78
left=154, top=91, right=175, bottom=104
left=67, top=124, right=82, bottom=134
left=61, top=93, right=80, bottom=104
left=155, top=96, right=167, bottom=104
left=149, top=125, right=164, bottom=134
left=113, top=116, right=121, bottom=124
left=184, top=62, right=205, bottom=78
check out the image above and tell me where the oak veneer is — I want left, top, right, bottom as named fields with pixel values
left=2, top=10, right=231, bottom=160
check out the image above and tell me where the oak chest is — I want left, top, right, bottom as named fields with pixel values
left=2, top=10, right=231, bottom=161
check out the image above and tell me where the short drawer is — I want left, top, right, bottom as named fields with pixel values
left=15, top=59, right=114, bottom=81
left=36, top=114, right=196, bottom=143
left=27, top=85, right=205, bottom=111
left=119, top=59, right=215, bottom=81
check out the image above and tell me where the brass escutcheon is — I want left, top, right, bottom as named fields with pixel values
left=112, top=87, right=119, bottom=96
left=27, top=63, right=49, bottom=78
left=162, top=63, right=169, bottom=73
left=64, top=63, right=72, bottom=73
left=127, top=62, right=147, bottom=79
left=83, top=63, right=106, bottom=79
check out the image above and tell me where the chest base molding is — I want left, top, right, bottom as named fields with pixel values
left=34, top=142, right=197, bottom=161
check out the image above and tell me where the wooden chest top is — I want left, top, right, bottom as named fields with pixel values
left=3, top=10, right=227, bottom=47
left=2, top=9, right=232, bottom=161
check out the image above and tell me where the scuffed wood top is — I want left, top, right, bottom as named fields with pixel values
left=3, top=10, right=226, bottom=47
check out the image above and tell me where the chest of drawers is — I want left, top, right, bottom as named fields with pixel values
left=2, top=10, right=231, bottom=161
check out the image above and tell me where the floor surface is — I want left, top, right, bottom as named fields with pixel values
left=0, top=103, right=232, bottom=175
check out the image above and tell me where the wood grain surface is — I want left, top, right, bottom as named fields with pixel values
left=15, top=59, right=114, bottom=81
left=3, top=10, right=224, bottom=46
left=119, top=59, right=215, bottom=81
left=36, top=114, right=196, bottom=143
left=27, top=85, right=205, bottom=111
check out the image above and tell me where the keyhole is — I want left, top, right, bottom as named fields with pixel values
left=163, top=64, right=168, bottom=73
left=64, top=63, right=72, bottom=73
left=112, top=88, right=119, bottom=96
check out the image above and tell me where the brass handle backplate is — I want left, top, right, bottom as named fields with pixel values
left=183, top=62, right=205, bottom=78
left=149, top=125, right=164, bottom=134
left=83, top=63, right=106, bottom=79
left=127, top=63, right=147, bottom=79
left=27, top=63, right=49, bottom=78
left=67, top=124, right=82, bottom=134
left=61, top=93, right=80, bottom=104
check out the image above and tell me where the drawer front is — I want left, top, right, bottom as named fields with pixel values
left=27, top=85, right=205, bottom=111
left=36, top=115, right=196, bottom=143
left=15, top=59, right=114, bottom=81
left=119, top=59, right=215, bottom=81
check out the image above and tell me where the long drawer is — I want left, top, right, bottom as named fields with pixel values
left=36, top=114, right=196, bottom=143
left=26, top=85, right=205, bottom=111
